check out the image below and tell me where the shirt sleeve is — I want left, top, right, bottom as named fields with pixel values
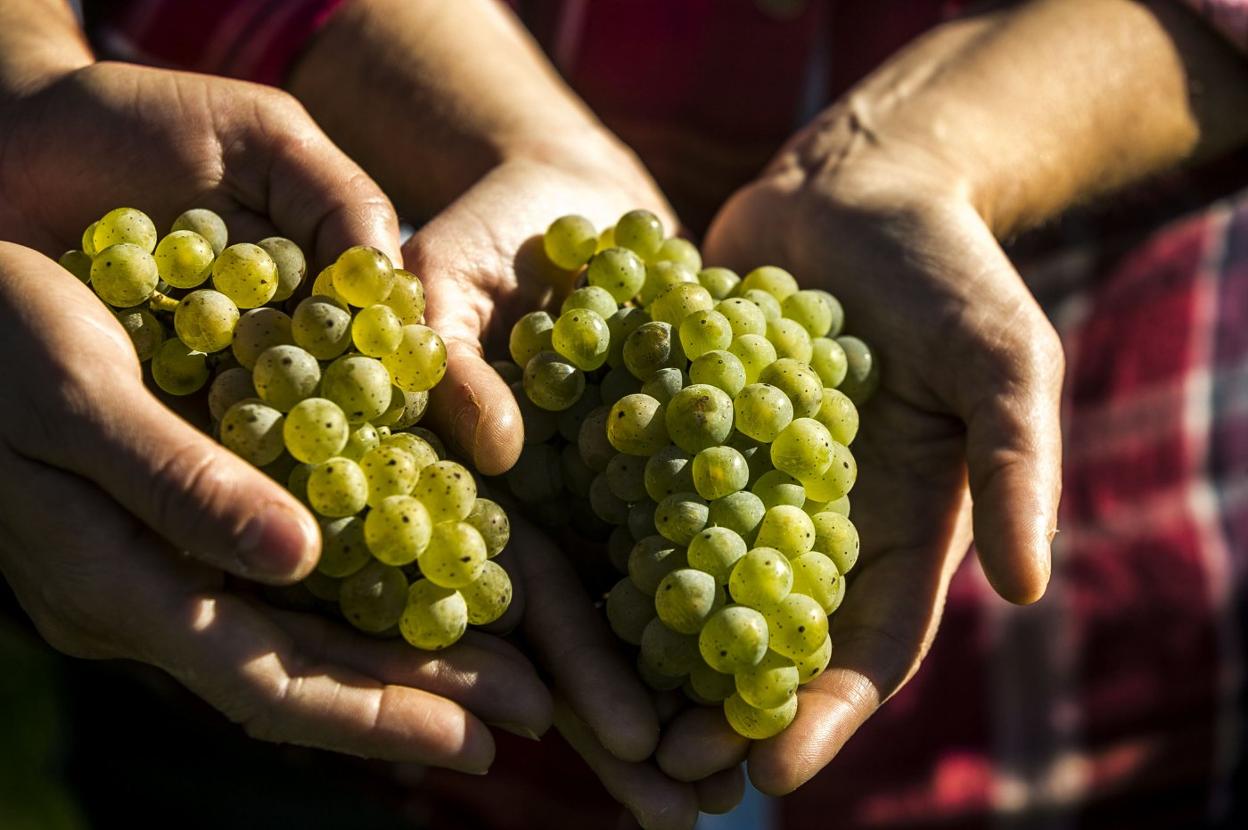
left=88, top=0, right=348, bottom=87
left=1178, top=0, right=1248, bottom=53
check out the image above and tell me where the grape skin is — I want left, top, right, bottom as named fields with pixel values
left=220, top=400, right=286, bottom=466
left=400, top=579, right=467, bottom=649
left=340, top=562, right=409, bottom=633
left=212, top=243, right=279, bottom=309
left=307, top=457, right=369, bottom=517
left=364, top=495, right=432, bottom=566
left=283, top=397, right=349, bottom=464
left=174, top=289, right=239, bottom=353
left=420, top=522, right=488, bottom=589
left=459, top=560, right=513, bottom=625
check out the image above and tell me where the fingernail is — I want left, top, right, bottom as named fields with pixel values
left=495, top=722, right=543, bottom=741
left=237, top=503, right=317, bottom=579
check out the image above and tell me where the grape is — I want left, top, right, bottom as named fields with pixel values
left=795, top=635, right=833, bottom=684
left=171, top=208, right=228, bottom=255
left=212, top=243, right=278, bottom=308
left=506, top=443, right=563, bottom=503
left=587, top=247, right=646, bottom=302
left=154, top=230, right=214, bottom=289
left=174, top=289, right=239, bottom=353
left=350, top=304, right=403, bottom=357
left=292, top=296, right=352, bottom=360
left=552, top=308, right=610, bottom=371
left=730, top=430, right=773, bottom=486
left=637, top=656, right=685, bottom=691
left=810, top=512, right=859, bottom=575
left=220, top=400, right=285, bottom=466
left=816, top=290, right=845, bottom=336
left=252, top=344, right=321, bottom=411
left=409, top=427, right=446, bottom=459
left=628, top=535, right=688, bottom=595
left=654, top=491, right=709, bottom=545
left=759, top=358, right=823, bottom=418
left=420, top=521, right=487, bottom=588
left=115, top=308, right=164, bottom=361
left=523, top=350, right=584, bottom=411
left=509, top=311, right=555, bottom=367
left=342, top=422, right=381, bottom=461
left=607, top=393, right=669, bottom=455
left=732, top=383, right=792, bottom=443
left=623, top=320, right=684, bottom=380
left=826, top=495, right=851, bottom=517
left=588, top=472, right=629, bottom=525
left=377, top=387, right=428, bottom=429
left=384, top=324, right=448, bottom=393
left=699, top=606, right=768, bottom=673
left=655, top=568, right=722, bottom=634
left=836, top=335, right=879, bottom=405
left=607, top=525, right=635, bottom=572
left=735, top=650, right=799, bottom=709
left=363, top=495, right=432, bottom=566
left=307, top=457, right=368, bottom=517
left=600, top=364, right=643, bottom=405
left=332, top=245, right=395, bottom=307
left=780, top=290, right=835, bottom=337
left=94, top=207, right=156, bottom=253
left=766, top=317, right=814, bottom=362
left=642, top=444, right=693, bottom=502
left=412, top=459, right=477, bottom=522
left=716, top=297, right=768, bottom=338
left=281, top=397, right=349, bottom=464
left=707, top=490, right=765, bottom=543
left=606, top=578, right=656, bottom=645
left=729, top=547, right=793, bottom=607
left=771, top=418, right=835, bottom=480
left=724, top=692, right=797, bottom=740
left=356, top=445, right=415, bottom=507
left=244, top=238, right=301, bottom=303
left=641, top=618, right=700, bottom=676
left=814, top=387, right=859, bottom=445
left=665, top=384, right=733, bottom=454
left=80, top=222, right=99, bottom=257
left=678, top=309, right=733, bottom=359
left=627, top=499, right=657, bottom=540
left=698, top=267, right=740, bottom=300
left=58, top=249, right=92, bottom=283
left=310, top=265, right=345, bottom=305
left=91, top=243, right=158, bottom=307
left=614, top=209, right=664, bottom=260
left=232, top=307, right=293, bottom=370
left=322, top=355, right=392, bottom=423
left=639, top=261, right=698, bottom=306
left=400, top=579, right=467, bottom=649
left=687, top=526, right=748, bottom=585
left=639, top=366, right=685, bottom=404
left=603, top=310, right=646, bottom=372
left=650, top=282, right=714, bottom=327
left=465, top=498, right=510, bottom=557
left=654, top=237, right=702, bottom=271
left=577, top=405, right=616, bottom=471
left=689, top=349, right=746, bottom=397
left=810, top=337, right=849, bottom=388
left=512, top=380, right=558, bottom=444
left=791, top=551, right=844, bottom=614
left=728, top=334, right=778, bottom=383
left=208, top=367, right=255, bottom=421
left=382, top=432, right=438, bottom=470
left=544, top=214, right=597, bottom=269
left=287, top=463, right=312, bottom=505
left=151, top=338, right=209, bottom=395
left=753, top=470, right=806, bottom=510
left=801, top=440, right=856, bottom=501
left=740, top=266, right=798, bottom=301
left=606, top=453, right=648, bottom=502
left=692, top=446, right=749, bottom=500
left=597, top=226, right=616, bottom=251
left=317, top=515, right=370, bottom=578
left=755, top=504, right=816, bottom=558
left=460, top=560, right=513, bottom=625
left=765, top=593, right=828, bottom=659
left=340, top=562, right=408, bottom=633
left=561, top=285, right=618, bottom=320
left=303, top=572, right=342, bottom=603
left=689, top=659, right=737, bottom=703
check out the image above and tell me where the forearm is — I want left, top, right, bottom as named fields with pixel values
left=0, top=0, right=92, bottom=101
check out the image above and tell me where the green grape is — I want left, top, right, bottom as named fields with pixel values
left=606, top=453, right=649, bottom=502
left=730, top=430, right=773, bottom=487
left=643, top=444, right=693, bottom=502
left=509, top=311, right=555, bottom=367
left=506, top=443, right=563, bottom=504
left=653, top=237, right=702, bottom=270
left=753, top=470, right=806, bottom=510
left=317, top=515, right=370, bottom=578
left=374, top=386, right=420, bottom=429
left=781, top=289, right=835, bottom=337
left=688, top=349, right=746, bottom=397
left=735, top=650, right=799, bottom=709
left=208, top=367, right=255, bottom=421
left=93, top=207, right=157, bottom=253
left=382, top=431, right=438, bottom=469
left=801, top=440, right=856, bottom=502
left=813, top=290, right=845, bottom=337
left=115, top=307, right=164, bottom=362
left=614, top=209, right=664, bottom=260
left=91, top=243, right=159, bottom=307
left=420, top=522, right=488, bottom=588
left=256, top=237, right=306, bottom=302
left=765, top=592, right=828, bottom=659
left=287, top=463, right=312, bottom=505
left=678, top=309, right=733, bottom=359
left=771, top=418, right=835, bottom=480
left=342, top=422, right=381, bottom=461
left=212, top=243, right=278, bottom=308
left=607, top=393, right=669, bottom=455
left=262, top=453, right=299, bottom=486
left=810, top=512, right=859, bottom=575
left=728, top=334, right=778, bottom=384
left=408, top=427, right=446, bottom=458
left=252, top=344, right=321, bottom=411
left=766, top=317, right=814, bottom=362
left=282, top=397, right=349, bottom=464
left=814, top=387, right=859, bottom=445
left=607, top=525, right=634, bottom=572
left=836, top=335, right=879, bottom=405
left=465, top=498, right=510, bottom=558
left=384, top=324, right=448, bottom=393
left=687, top=526, right=748, bottom=585
left=400, top=579, right=467, bottom=649
left=577, top=405, right=616, bottom=471
left=587, top=247, right=646, bottom=303
left=639, top=367, right=685, bottom=404
left=154, top=230, right=214, bottom=288
left=795, top=635, right=832, bottom=684
left=628, top=499, right=658, bottom=540
left=322, top=355, right=392, bottom=423
left=303, top=571, right=342, bottom=603
left=641, top=617, right=701, bottom=677
left=413, top=459, right=477, bottom=522
left=151, top=338, right=209, bottom=395
left=589, top=473, right=629, bottom=524
left=606, top=306, right=650, bottom=368
left=561, top=285, right=618, bottom=320
left=351, top=304, right=404, bottom=357
left=358, top=444, right=418, bottom=507
left=220, top=400, right=285, bottom=466
left=655, top=568, right=722, bottom=634
left=58, top=249, right=92, bottom=283
left=698, top=267, right=740, bottom=300
left=791, top=551, right=844, bottom=614
left=312, top=265, right=348, bottom=306
left=810, top=337, right=849, bottom=388
left=544, top=214, right=597, bottom=269
left=724, top=692, right=797, bottom=740
left=639, top=261, right=698, bottom=307
left=628, top=535, right=688, bottom=595
left=729, top=547, right=793, bottom=606
left=171, top=208, right=228, bottom=255
left=333, top=245, right=394, bottom=306
left=649, top=282, right=714, bottom=327
left=460, top=560, right=513, bottom=625
left=740, top=265, right=798, bottom=301
left=597, top=226, right=616, bottom=251
left=654, top=491, right=709, bottom=545
left=741, top=289, right=783, bottom=323
left=638, top=656, right=685, bottom=691
left=716, top=297, right=768, bottom=337
left=689, top=661, right=737, bottom=704
left=292, top=296, right=353, bottom=360
left=623, top=320, right=684, bottom=380
left=755, top=504, right=816, bottom=558
left=759, top=358, right=823, bottom=418
left=600, top=364, right=643, bottom=404
left=340, top=562, right=409, bottom=633
left=692, top=446, right=749, bottom=500
left=699, top=606, right=769, bottom=674
left=232, top=307, right=293, bottom=370
left=508, top=379, right=556, bottom=444
left=733, top=383, right=792, bottom=442
left=81, top=222, right=99, bottom=256
left=386, top=269, right=427, bottom=324
left=665, top=384, right=733, bottom=454
left=606, top=578, right=656, bottom=645
left=364, top=495, right=432, bottom=566
left=174, top=289, right=239, bottom=353
left=552, top=308, right=610, bottom=371
left=707, top=490, right=765, bottom=543
left=562, top=444, right=596, bottom=497
left=307, top=457, right=369, bottom=517
left=523, top=350, right=585, bottom=411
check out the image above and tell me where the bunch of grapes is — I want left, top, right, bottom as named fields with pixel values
left=500, top=210, right=876, bottom=740
left=63, top=207, right=513, bottom=650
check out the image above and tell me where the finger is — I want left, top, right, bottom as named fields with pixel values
left=555, top=701, right=699, bottom=830
left=515, top=516, right=660, bottom=762
left=694, top=766, right=746, bottom=815
left=655, top=706, right=749, bottom=782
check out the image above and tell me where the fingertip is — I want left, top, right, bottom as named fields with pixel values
left=430, top=342, right=523, bottom=476
left=237, top=497, right=322, bottom=585
left=601, top=716, right=661, bottom=764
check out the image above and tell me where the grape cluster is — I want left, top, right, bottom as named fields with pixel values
left=63, top=207, right=513, bottom=650
left=501, top=210, right=876, bottom=739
